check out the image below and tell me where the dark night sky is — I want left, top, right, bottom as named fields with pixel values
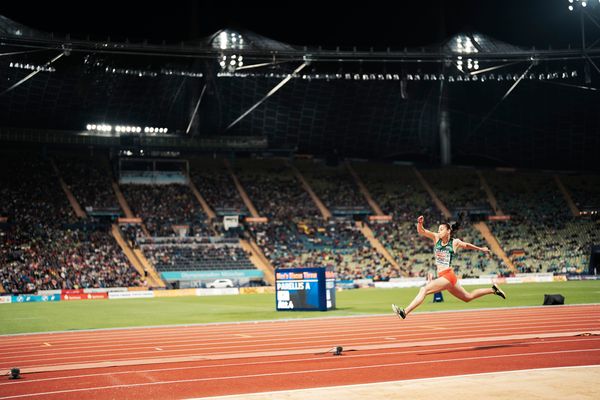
left=1, top=1, right=591, bottom=49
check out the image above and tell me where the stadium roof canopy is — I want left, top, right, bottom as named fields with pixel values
left=0, top=15, right=50, bottom=39
left=0, top=15, right=594, bottom=64
left=1, top=15, right=600, bottom=171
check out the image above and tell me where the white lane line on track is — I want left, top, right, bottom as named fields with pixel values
left=1, top=304, right=598, bottom=341
left=1, top=336, right=597, bottom=387
left=3, top=324, right=600, bottom=367
left=4, top=326, right=600, bottom=371
left=3, top=314, right=599, bottom=356
left=0, top=348, right=598, bottom=399
left=0, top=312, right=597, bottom=360
left=2, top=312, right=598, bottom=353
left=416, top=326, right=446, bottom=330
left=3, top=308, right=598, bottom=339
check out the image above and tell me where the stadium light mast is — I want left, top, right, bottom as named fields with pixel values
left=439, top=33, right=481, bottom=166
left=568, top=0, right=600, bottom=82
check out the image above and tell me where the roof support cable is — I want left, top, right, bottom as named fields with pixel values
left=0, top=51, right=64, bottom=97
left=225, top=61, right=308, bottom=132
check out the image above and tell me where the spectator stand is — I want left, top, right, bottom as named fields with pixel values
left=483, top=169, right=596, bottom=274
left=223, top=158, right=262, bottom=219
left=0, top=152, right=145, bottom=293
left=419, top=166, right=508, bottom=276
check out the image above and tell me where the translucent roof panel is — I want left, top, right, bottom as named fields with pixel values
left=212, top=30, right=247, bottom=51
left=205, top=29, right=297, bottom=52
left=0, top=16, right=51, bottom=39
left=444, top=33, right=524, bottom=54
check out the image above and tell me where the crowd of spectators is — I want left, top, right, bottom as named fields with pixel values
left=249, top=218, right=400, bottom=280
left=355, top=164, right=505, bottom=277
left=1, top=226, right=143, bottom=293
left=421, top=167, right=490, bottom=211
left=55, top=155, right=120, bottom=210
left=189, top=159, right=248, bottom=214
left=0, top=155, right=78, bottom=227
left=143, top=243, right=254, bottom=272
left=562, top=173, right=600, bottom=212
left=295, top=160, right=369, bottom=210
left=121, top=184, right=212, bottom=237
left=355, top=163, right=442, bottom=222
left=483, top=170, right=596, bottom=273
left=233, top=159, right=320, bottom=220
left=0, top=154, right=143, bottom=293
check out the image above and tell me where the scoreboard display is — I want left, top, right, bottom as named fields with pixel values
left=275, top=267, right=336, bottom=311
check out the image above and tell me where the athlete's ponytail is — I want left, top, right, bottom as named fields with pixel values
left=448, top=220, right=460, bottom=232
left=447, top=212, right=466, bottom=233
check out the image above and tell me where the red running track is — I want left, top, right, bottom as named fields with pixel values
left=0, top=305, right=599, bottom=399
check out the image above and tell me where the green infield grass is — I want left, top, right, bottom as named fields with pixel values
left=1, top=281, right=599, bottom=335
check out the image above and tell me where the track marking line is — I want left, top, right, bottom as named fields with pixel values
left=5, top=330, right=600, bottom=373
left=1, top=304, right=597, bottom=339
left=2, top=309, right=598, bottom=348
left=6, top=320, right=600, bottom=363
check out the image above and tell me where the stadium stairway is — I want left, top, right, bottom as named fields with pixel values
left=188, top=177, right=217, bottom=220
left=112, top=181, right=135, bottom=218
left=473, top=222, right=516, bottom=273
left=239, top=238, right=275, bottom=284
left=356, top=221, right=403, bottom=275
left=224, top=159, right=261, bottom=218
left=345, top=161, right=385, bottom=216
left=51, top=159, right=86, bottom=218
left=477, top=170, right=504, bottom=216
left=289, top=162, right=332, bottom=220
left=112, top=182, right=151, bottom=237
left=554, top=175, right=580, bottom=217
left=111, top=224, right=148, bottom=281
left=413, top=167, right=452, bottom=219
left=133, top=248, right=166, bottom=288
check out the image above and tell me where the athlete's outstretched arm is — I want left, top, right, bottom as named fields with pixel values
left=416, top=215, right=437, bottom=242
left=454, top=239, right=490, bottom=254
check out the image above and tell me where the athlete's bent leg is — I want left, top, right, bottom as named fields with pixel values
left=447, top=284, right=494, bottom=303
left=404, top=277, right=451, bottom=315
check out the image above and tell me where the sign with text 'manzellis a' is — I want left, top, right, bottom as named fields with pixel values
left=275, top=267, right=336, bottom=311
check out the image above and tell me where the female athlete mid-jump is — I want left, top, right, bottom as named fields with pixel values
left=392, top=215, right=506, bottom=319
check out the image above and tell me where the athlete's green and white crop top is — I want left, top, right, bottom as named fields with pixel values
left=434, top=239, right=454, bottom=271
